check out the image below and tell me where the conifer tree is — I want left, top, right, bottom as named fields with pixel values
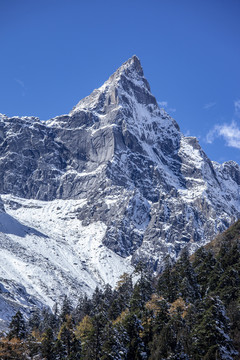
left=102, top=283, right=114, bottom=308
left=116, top=273, right=133, bottom=302
left=60, top=295, right=73, bottom=324
left=58, top=315, right=81, bottom=359
left=28, top=308, right=41, bottom=332
left=91, top=286, right=104, bottom=316
left=54, top=338, right=65, bottom=360
left=73, top=293, right=91, bottom=323
left=193, top=247, right=216, bottom=296
left=154, top=297, right=170, bottom=334
left=216, top=267, right=240, bottom=304
left=213, top=242, right=240, bottom=304
left=220, top=241, right=240, bottom=269
left=227, top=300, right=240, bottom=355
left=130, top=262, right=153, bottom=314
left=76, top=315, right=95, bottom=359
left=207, top=260, right=224, bottom=293
left=40, top=307, right=59, bottom=334
left=41, top=328, right=56, bottom=360
left=150, top=307, right=188, bottom=360
left=101, top=321, right=128, bottom=360
left=109, top=273, right=133, bottom=320
left=174, top=247, right=200, bottom=303
left=191, top=296, right=237, bottom=360
left=140, top=307, right=154, bottom=358
left=122, top=312, right=146, bottom=360
left=108, top=297, right=122, bottom=321
left=157, top=255, right=177, bottom=302
left=8, top=310, right=26, bottom=340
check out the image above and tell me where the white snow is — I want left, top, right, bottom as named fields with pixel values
left=0, top=195, right=134, bottom=309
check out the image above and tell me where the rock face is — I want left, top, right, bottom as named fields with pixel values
left=0, top=56, right=240, bottom=323
left=0, top=278, right=44, bottom=332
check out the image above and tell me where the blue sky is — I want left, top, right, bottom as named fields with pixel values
left=1, top=0, right=240, bottom=164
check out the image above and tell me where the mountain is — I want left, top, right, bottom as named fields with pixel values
left=0, top=56, right=240, bottom=328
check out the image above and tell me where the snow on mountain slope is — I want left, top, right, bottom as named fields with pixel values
left=1, top=195, right=133, bottom=302
left=0, top=55, right=240, bottom=326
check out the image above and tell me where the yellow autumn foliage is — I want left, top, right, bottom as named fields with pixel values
left=112, top=308, right=129, bottom=325
left=145, top=293, right=165, bottom=312
left=75, top=315, right=94, bottom=341
left=169, top=297, right=189, bottom=318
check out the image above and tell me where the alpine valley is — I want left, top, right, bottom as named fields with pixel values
left=0, top=56, right=240, bottom=329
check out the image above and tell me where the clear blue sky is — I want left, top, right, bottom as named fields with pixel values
left=1, top=0, right=240, bottom=164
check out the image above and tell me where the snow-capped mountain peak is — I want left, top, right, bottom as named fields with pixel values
left=68, top=55, right=154, bottom=116
left=0, top=56, right=240, bottom=329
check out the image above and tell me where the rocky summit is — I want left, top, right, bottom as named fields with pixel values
left=0, top=55, right=240, bottom=328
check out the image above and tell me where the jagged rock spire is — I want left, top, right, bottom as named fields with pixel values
left=113, top=55, right=144, bottom=78
left=69, top=55, right=154, bottom=115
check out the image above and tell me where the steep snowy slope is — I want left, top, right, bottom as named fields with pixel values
left=0, top=56, right=240, bottom=326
